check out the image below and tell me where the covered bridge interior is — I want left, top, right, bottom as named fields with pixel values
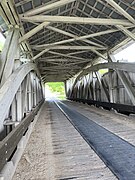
left=0, top=0, right=135, bottom=179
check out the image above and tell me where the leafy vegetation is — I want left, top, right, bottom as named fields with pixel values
left=0, top=32, right=5, bottom=51
left=99, top=69, right=108, bottom=75
left=46, top=82, right=66, bottom=99
left=0, top=41, right=4, bottom=51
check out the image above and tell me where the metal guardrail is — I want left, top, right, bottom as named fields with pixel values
left=0, top=100, right=44, bottom=172
left=69, top=98, right=135, bottom=115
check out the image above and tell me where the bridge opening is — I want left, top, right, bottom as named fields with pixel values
left=0, top=32, right=5, bottom=51
left=114, top=42, right=135, bottom=62
left=45, top=82, right=66, bottom=100
left=99, top=69, right=108, bottom=75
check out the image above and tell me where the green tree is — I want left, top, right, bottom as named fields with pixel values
left=46, top=82, right=66, bottom=99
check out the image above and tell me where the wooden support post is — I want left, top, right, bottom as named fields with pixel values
left=1, top=28, right=20, bottom=85
left=28, top=73, right=32, bottom=111
left=36, top=78, right=39, bottom=104
left=87, top=74, right=92, bottom=100
left=109, top=70, right=114, bottom=103
left=34, top=75, right=37, bottom=107
left=77, top=83, right=80, bottom=99
left=84, top=76, right=88, bottom=100
left=116, top=72, right=120, bottom=103
left=64, top=81, right=68, bottom=98
left=117, top=70, right=135, bottom=105
left=16, top=87, right=23, bottom=121
left=22, top=76, right=29, bottom=116
left=11, top=97, right=17, bottom=122
left=0, top=28, right=14, bottom=81
left=92, top=72, right=96, bottom=101
left=31, top=73, right=34, bottom=108
left=95, top=72, right=109, bottom=101
left=109, top=54, right=135, bottom=105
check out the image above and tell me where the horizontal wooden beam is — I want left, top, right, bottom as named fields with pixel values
left=21, top=16, right=133, bottom=26
left=40, top=66, right=80, bottom=70
left=22, top=0, right=75, bottom=16
left=39, top=58, right=90, bottom=62
left=32, top=45, right=107, bottom=50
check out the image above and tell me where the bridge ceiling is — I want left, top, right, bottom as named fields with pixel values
left=1, top=0, right=135, bottom=82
